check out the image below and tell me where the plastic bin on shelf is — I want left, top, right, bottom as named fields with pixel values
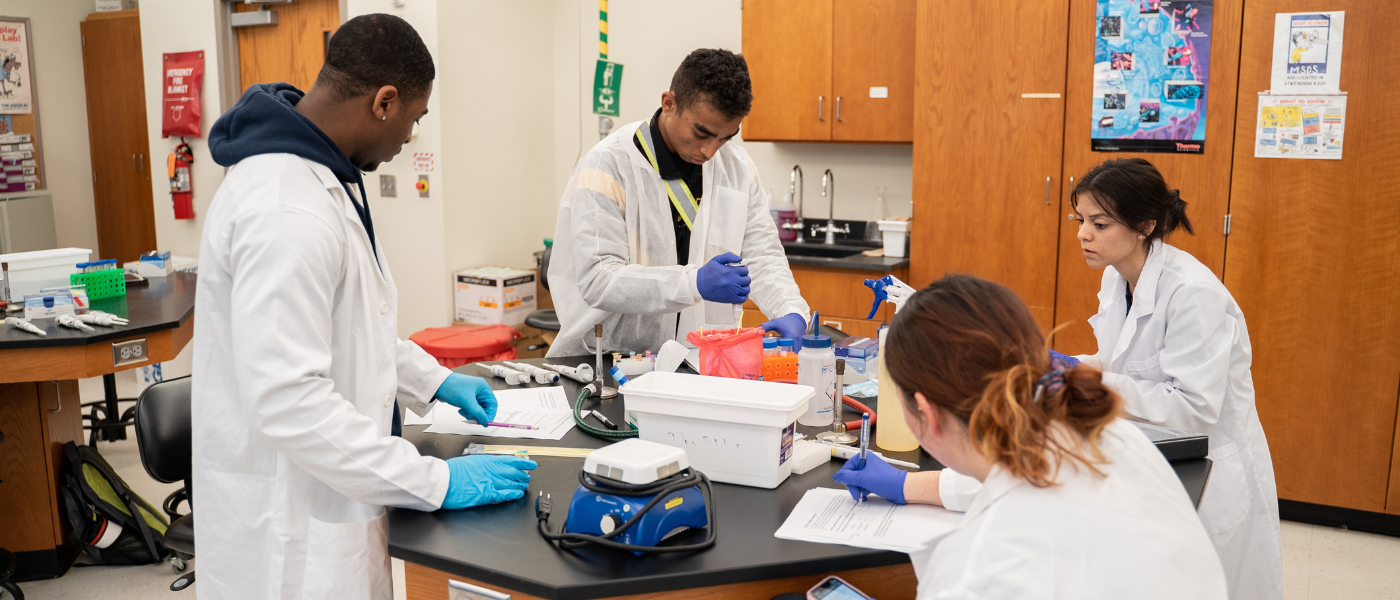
left=409, top=325, right=520, bottom=369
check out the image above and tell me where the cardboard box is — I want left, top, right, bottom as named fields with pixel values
left=453, top=267, right=537, bottom=326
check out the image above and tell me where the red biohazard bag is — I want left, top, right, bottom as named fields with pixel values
left=685, top=327, right=764, bottom=380
left=161, top=51, right=204, bottom=138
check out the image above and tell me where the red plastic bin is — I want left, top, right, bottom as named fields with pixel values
left=409, top=325, right=520, bottom=369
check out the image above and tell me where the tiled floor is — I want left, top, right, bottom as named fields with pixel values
left=10, top=371, right=1399, bottom=600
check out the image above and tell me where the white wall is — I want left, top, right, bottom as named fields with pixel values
left=0, top=0, right=100, bottom=252
left=553, top=0, right=913, bottom=222
left=137, top=0, right=225, bottom=259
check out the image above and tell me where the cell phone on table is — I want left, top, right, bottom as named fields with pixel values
left=807, top=575, right=873, bottom=600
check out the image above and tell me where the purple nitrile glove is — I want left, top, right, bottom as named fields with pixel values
left=434, top=373, right=498, bottom=425
left=761, top=313, right=807, bottom=340
left=441, top=455, right=537, bottom=510
left=697, top=252, right=751, bottom=304
left=832, top=452, right=907, bottom=504
left=1048, top=349, right=1081, bottom=368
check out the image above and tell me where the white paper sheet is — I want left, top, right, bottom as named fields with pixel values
left=406, top=386, right=577, bottom=440
left=774, top=487, right=963, bottom=553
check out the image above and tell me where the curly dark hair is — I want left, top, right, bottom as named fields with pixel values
left=670, top=49, right=752, bottom=120
left=316, top=14, right=435, bottom=101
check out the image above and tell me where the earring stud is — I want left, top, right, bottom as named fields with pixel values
left=382, top=116, right=387, bottom=121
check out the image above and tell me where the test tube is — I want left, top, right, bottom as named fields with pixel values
left=764, top=337, right=778, bottom=357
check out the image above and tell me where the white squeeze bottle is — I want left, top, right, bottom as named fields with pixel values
left=865, top=276, right=920, bottom=452
left=797, top=334, right=836, bottom=426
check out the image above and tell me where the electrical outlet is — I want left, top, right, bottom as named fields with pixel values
left=112, top=338, right=148, bottom=367
left=379, top=174, right=397, bottom=197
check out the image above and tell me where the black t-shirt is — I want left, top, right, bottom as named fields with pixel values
left=632, top=108, right=703, bottom=265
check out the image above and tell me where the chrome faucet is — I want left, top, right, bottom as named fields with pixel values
left=818, top=169, right=849, bottom=245
left=782, top=165, right=806, bottom=243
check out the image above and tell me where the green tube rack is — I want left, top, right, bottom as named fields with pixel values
left=71, top=269, right=127, bottom=300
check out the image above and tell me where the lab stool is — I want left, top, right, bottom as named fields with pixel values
left=133, top=376, right=196, bottom=591
left=82, top=373, right=137, bottom=445
left=0, top=547, right=22, bottom=599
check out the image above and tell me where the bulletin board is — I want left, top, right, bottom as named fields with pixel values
left=0, top=16, right=45, bottom=194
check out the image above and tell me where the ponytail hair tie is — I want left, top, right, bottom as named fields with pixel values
left=1033, top=354, right=1076, bottom=403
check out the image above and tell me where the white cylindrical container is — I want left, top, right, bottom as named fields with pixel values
left=797, top=334, right=836, bottom=426
left=878, top=219, right=911, bottom=258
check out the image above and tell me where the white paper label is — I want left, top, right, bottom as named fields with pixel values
left=869, top=87, right=889, bottom=99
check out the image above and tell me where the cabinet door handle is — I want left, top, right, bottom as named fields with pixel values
left=138, top=154, right=145, bottom=173
left=818, top=96, right=824, bottom=121
left=836, top=96, right=842, bottom=122
left=49, top=381, right=62, bottom=413
left=1045, top=176, right=1052, bottom=205
left=133, top=154, right=138, bottom=172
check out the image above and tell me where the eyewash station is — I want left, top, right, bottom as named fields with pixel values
left=390, top=276, right=1212, bottom=600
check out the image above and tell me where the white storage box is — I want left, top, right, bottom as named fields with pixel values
left=622, top=372, right=813, bottom=489
left=453, top=266, right=537, bottom=326
left=877, top=219, right=910, bottom=258
left=0, top=248, right=91, bottom=302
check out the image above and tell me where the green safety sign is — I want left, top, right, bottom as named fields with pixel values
left=592, top=59, right=623, bottom=117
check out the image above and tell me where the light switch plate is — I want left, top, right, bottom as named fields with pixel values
left=380, top=174, right=397, bottom=197
left=112, top=338, right=148, bottom=367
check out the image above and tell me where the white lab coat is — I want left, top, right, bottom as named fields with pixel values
left=936, top=241, right=1282, bottom=600
left=191, top=154, right=453, bottom=600
left=911, top=420, right=1227, bottom=600
left=546, top=120, right=808, bottom=356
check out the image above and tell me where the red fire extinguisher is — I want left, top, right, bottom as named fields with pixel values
left=168, top=142, right=195, bottom=220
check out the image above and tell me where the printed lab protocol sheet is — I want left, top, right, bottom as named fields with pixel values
left=775, top=487, right=963, bottom=552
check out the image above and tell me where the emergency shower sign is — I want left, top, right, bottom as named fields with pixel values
left=593, top=60, right=623, bottom=117
left=162, top=51, right=205, bottom=138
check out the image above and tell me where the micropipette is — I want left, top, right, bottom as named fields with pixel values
left=477, top=363, right=530, bottom=385
left=543, top=363, right=594, bottom=384
left=5, top=317, right=46, bottom=336
left=501, top=361, right=560, bottom=384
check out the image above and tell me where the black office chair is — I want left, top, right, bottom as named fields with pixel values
left=133, top=376, right=196, bottom=592
left=0, top=547, right=22, bottom=600
left=524, top=244, right=560, bottom=335
left=83, top=373, right=139, bottom=445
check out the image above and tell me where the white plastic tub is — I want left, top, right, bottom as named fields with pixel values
left=877, top=219, right=910, bottom=258
left=0, top=248, right=91, bottom=301
left=622, top=371, right=813, bottom=488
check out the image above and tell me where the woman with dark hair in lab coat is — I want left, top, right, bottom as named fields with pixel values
left=839, top=159, right=1282, bottom=600
left=835, top=274, right=1225, bottom=598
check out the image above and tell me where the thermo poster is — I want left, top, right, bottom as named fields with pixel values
left=1091, top=0, right=1213, bottom=153
left=0, top=20, right=32, bottom=114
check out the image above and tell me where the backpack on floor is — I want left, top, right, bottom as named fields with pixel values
left=59, top=441, right=170, bottom=565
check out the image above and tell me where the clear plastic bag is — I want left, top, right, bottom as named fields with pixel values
left=685, top=327, right=764, bottom=380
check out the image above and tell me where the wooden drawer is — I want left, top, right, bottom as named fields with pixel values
left=746, top=265, right=907, bottom=323
left=743, top=309, right=883, bottom=339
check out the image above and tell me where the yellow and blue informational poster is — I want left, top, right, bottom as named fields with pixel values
left=1091, top=0, right=1213, bottom=153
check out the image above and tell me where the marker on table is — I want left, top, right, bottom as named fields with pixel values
left=590, top=410, right=619, bottom=430
left=464, top=420, right=536, bottom=430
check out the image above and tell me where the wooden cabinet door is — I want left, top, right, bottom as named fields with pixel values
left=1222, top=0, right=1400, bottom=512
left=742, top=0, right=833, bottom=141
left=832, top=0, right=915, bottom=142
left=80, top=10, right=156, bottom=265
left=911, top=0, right=1070, bottom=331
left=1049, top=0, right=1244, bottom=355
left=236, top=0, right=340, bottom=92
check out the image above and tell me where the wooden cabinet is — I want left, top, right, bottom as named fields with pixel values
left=235, top=0, right=340, bottom=92
left=80, top=10, right=156, bottom=265
left=1049, top=0, right=1243, bottom=355
left=911, top=0, right=1070, bottom=331
left=742, top=0, right=914, bottom=143
left=1221, top=0, right=1400, bottom=513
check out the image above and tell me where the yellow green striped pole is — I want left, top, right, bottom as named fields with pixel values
left=599, top=0, right=608, bottom=59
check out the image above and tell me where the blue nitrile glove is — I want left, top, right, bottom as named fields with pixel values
left=434, top=373, right=498, bottom=425
left=832, top=453, right=908, bottom=504
left=697, top=252, right=751, bottom=304
left=1048, top=349, right=1081, bottom=368
left=441, top=455, right=538, bottom=510
left=761, top=313, right=807, bottom=340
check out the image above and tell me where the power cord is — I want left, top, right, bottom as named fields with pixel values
left=536, top=468, right=716, bottom=553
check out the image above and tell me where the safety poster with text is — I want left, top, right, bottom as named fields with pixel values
left=1091, top=0, right=1213, bottom=153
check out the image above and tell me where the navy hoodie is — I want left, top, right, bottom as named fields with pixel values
left=209, top=83, right=378, bottom=261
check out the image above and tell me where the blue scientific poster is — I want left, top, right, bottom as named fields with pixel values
left=1091, top=0, right=1212, bottom=153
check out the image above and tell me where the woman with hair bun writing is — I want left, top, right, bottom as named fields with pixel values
left=838, top=274, right=1225, bottom=598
